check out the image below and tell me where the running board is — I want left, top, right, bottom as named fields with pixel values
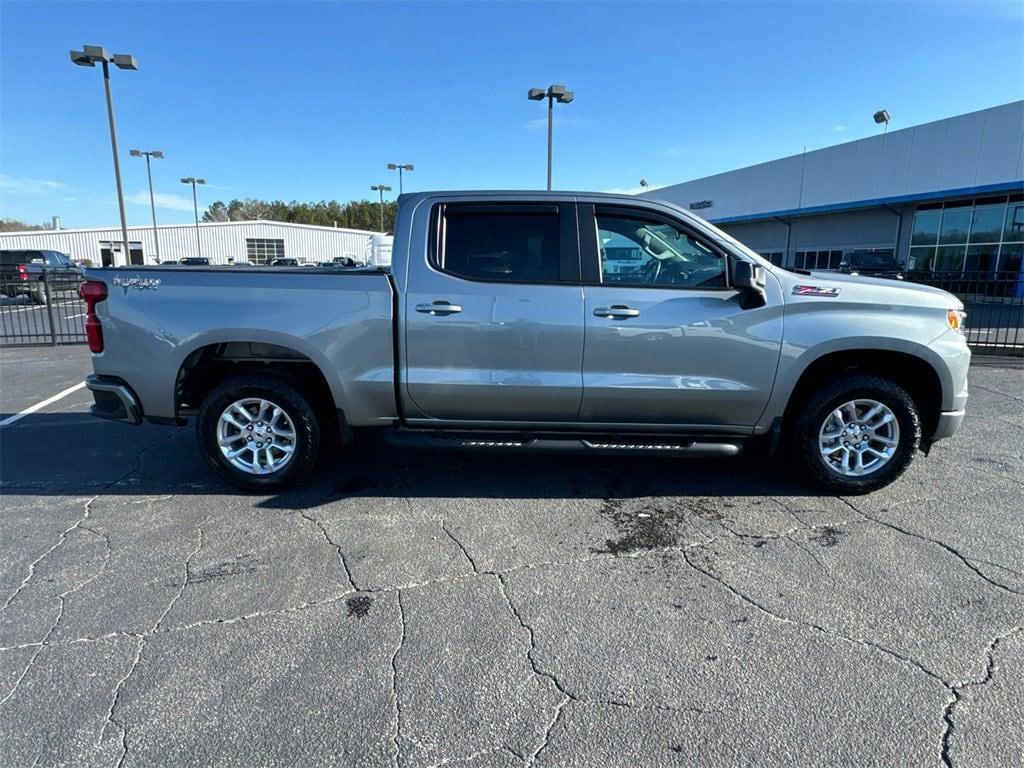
left=382, top=431, right=744, bottom=457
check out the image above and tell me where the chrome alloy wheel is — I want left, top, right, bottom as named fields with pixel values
left=216, top=398, right=297, bottom=475
left=818, top=399, right=900, bottom=477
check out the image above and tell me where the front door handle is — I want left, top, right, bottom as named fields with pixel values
left=415, top=301, right=462, bottom=316
left=593, top=305, right=640, bottom=319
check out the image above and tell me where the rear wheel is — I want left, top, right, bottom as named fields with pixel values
left=791, top=374, right=920, bottom=494
left=196, top=374, right=320, bottom=491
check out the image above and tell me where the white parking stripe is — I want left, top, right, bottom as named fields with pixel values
left=0, top=382, right=87, bottom=428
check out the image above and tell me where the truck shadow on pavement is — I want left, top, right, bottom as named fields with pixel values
left=0, top=412, right=820, bottom=505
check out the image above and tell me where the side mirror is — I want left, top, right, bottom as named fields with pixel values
left=733, top=260, right=767, bottom=309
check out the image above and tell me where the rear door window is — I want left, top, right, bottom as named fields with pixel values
left=434, top=204, right=563, bottom=284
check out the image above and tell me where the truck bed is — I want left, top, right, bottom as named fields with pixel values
left=83, top=265, right=398, bottom=425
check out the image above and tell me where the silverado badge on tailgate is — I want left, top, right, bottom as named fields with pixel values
left=112, top=276, right=161, bottom=294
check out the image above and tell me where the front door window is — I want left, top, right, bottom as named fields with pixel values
left=597, top=214, right=727, bottom=289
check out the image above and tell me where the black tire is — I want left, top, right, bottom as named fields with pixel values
left=195, top=374, right=320, bottom=491
left=791, top=374, right=921, bottom=494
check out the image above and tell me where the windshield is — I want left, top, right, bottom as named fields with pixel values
left=848, top=251, right=896, bottom=268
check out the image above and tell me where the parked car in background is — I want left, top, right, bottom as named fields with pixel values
left=326, top=256, right=361, bottom=267
left=178, top=257, right=212, bottom=266
left=0, top=249, right=82, bottom=304
left=270, top=258, right=300, bottom=266
left=838, top=249, right=905, bottom=280
left=80, top=191, right=969, bottom=495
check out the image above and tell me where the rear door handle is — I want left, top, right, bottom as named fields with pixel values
left=593, top=305, right=640, bottom=319
left=415, top=301, right=462, bottom=315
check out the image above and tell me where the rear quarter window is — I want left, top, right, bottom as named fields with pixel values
left=1, top=251, right=37, bottom=266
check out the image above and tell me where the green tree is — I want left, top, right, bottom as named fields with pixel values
left=0, top=218, right=51, bottom=232
left=201, top=202, right=229, bottom=223
left=200, top=197, right=398, bottom=232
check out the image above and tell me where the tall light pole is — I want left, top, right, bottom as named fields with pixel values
left=528, top=84, right=574, bottom=191
left=131, top=149, right=164, bottom=262
left=180, top=177, right=207, bottom=257
left=386, top=163, right=414, bottom=194
left=70, top=45, right=137, bottom=266
left=370, top=184, right=392, bottom=231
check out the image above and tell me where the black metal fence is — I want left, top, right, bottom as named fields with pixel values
left=907, top=271, right=1024, bottom=353
left=0, top=270, right=87, bottom=346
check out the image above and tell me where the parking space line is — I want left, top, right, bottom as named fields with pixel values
left=0, top=382, right=87, bottom=428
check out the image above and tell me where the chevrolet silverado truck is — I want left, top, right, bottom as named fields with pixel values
left=1, top=249, right=83, bottom=304
left=79, top=191, right=970, bottom=494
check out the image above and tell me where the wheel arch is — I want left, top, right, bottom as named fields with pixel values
left=172, top=331, right=345, bottom=424
left=778, top=344, right=945, bottom=442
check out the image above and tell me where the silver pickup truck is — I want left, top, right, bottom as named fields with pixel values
left=81, top=191, right=970, bottom=493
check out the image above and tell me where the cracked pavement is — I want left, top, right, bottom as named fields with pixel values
left=1, top=346, right=1022, bottom=766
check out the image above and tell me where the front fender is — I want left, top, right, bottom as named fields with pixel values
left=757, top=307, right=967, bottom=433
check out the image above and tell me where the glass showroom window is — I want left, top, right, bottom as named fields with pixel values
left=909, top=196, right=1024, bottom=276
left=794, top=249, right=842, bottom=271
left=1000, top=198, right=1024, bottom=275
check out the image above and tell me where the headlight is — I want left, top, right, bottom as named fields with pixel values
left=947, top=309, right=966, bottom=334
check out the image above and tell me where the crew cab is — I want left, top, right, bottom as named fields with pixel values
left=79, top=191, right=970, bottom=494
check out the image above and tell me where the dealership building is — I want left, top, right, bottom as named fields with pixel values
left=645, top=101, right=1024, bottom=276
left=0, top=220, right=391, bottom=267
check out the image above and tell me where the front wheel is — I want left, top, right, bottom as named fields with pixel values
left=195, top=374, right=320, bottom=491
left=791, top=374, right=921, bottom=494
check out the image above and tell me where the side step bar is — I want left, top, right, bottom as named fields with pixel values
left=381, top=431, right=744, bottom=458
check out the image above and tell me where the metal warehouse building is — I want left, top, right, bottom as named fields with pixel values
left=644, top=101, right=1024, bottom=277
left=0, top=220, right=390, bottom=267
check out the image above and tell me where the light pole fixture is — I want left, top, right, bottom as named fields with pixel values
left=386, top=163, right=414, bottom=194
left=639, top=179, right=649, bottom=190
left=528, top=84, right=574, bottom=191
left=131, top=149, right=164, bottom=262
left=370, top=184, right=392, bottom=231
left=70, top=44, right=138, bottom=266
left=873, top=109, right=891, bottom=133
left=180, top=177, right=207, bottom=257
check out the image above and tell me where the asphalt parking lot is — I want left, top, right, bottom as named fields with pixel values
left=0, top=346, right=1021, bottom=767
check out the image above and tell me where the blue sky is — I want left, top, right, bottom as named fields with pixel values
left=1, top=0, right=1022, bottom=227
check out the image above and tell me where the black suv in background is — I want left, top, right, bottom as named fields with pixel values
left=0, top=249, right=83, bottom=304
left=837, top=249, right=905, bottom=280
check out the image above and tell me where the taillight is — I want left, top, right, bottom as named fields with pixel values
left=17, top=264, right=27, bottom=281
left=79, top=280, right=107, bottom=353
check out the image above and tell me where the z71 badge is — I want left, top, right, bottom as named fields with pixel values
left=793, top=285, right=840, bottom=297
